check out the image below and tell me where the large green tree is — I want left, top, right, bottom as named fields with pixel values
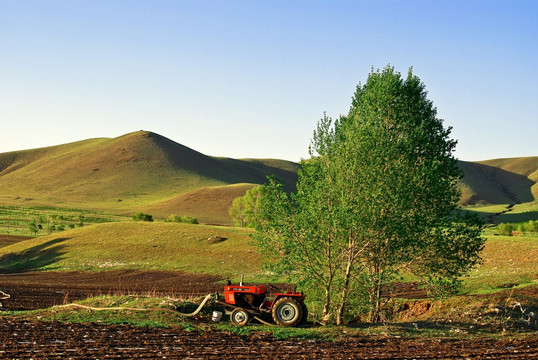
left=253, top=66, right=485, bottom=324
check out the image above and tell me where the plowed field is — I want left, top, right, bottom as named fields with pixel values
left=1, top=271, right=537, bottom=359
left=0, top=270, right=223, bottom=310
left=1, top=319, right=536, bottom=359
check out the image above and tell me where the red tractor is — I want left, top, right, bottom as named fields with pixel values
left=219, top=276, right=307, bottom=327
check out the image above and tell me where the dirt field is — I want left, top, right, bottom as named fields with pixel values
left=0, top=318, right=536, bottom=359
left=1, top=270, right=537, bottom=359
left=0, top=270, right=426, bottom=311
left=0, top=270, right=224, bottom=310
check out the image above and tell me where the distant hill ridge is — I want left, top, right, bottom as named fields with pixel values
left=0, top=131, right=298, bottom=223
left=0, top=131, right=536, bottom=224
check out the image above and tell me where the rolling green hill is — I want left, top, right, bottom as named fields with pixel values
left=0, top=131, right=298, bottom=224
left=0, top=131, right=536, bottom=225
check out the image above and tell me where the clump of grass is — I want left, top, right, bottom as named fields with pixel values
left=495, top=220, right=538, bottom=236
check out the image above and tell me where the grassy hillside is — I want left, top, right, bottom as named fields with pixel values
left=0, top=131, right=535, bottom=224
left=141, top=183, right=257, bottom=225
left=0, top=222, right=261, bottom=277
left=0, top=131, right=298, bottom=221
left=458, top=157, right=537, bottom=206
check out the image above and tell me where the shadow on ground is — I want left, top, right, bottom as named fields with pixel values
left=0, top=238, right=67, bottom=272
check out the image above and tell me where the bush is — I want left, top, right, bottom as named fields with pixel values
left=165, top=214, right=198, bottom=224
left=496, top=223, right=514, bottom=236
left=132, top=212, right=153, bottom=222
left=180, top=216, right=198, bottom=224
left=528, top=220, right=537, bottom=233
left=496, top=220, right=538, bottom=236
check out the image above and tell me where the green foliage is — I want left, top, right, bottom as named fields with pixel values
left=0, top=206, right=124, bottom=237
left=253, top=65, right=485, bottom=325
left=228, top=185, right=266, bottom=228
left=495, top=220, right=537, bottom=236
left=132, top=212, right=153, bottom=222
left=27, top=222, right=38, bottom=235
left=165, top=214, right=198, bottom=224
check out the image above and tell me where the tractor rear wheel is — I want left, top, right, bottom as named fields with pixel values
left=299, top=302, right=309, bottom=325
left=271, top=297, right=303, bottom=327
left=230, top=308, right=250, bottom=326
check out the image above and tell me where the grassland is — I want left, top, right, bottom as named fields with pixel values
left=458, top=157, right=538, bottom=206
left=461, top=201, right=538, bottom=223
left=1, top=132, right=535, bottom=227
left=462, top=233, right=538, bottom=294
left=0, top=216, right=536, bottom=343
left=0, top=133, right=536, bottom=344
left=0, top=221, right=261, bottom=277
left=0, top=205, right=130, bottom=238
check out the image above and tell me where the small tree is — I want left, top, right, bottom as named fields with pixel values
left=28, top=222, right=38, bottom=236
left=132, top=212, right=153, bottom=222
left=527, top=220, right=538, bottom=234
left=229, top=186, right=266, bottom=228
left=166, top=214, right=198, bottom=224
left=497, top=223, right=514, bottom=236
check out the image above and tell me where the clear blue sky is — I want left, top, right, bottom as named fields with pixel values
left=1, top=0, right=536, bottom=162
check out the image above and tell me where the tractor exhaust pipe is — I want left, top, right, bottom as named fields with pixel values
left=240, top=274, right=244, bottom=286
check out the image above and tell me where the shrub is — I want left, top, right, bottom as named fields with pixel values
left=496, top=220, right=538, bottom=236
left=132, top=212, right=153, bottom=222
left=496, top=223, right=514, bottom=236
left=165, top=214, right=198, bottom=224
left=528, top=220, right=537, bottom=234
left=28, top=222, right=38, bottom=235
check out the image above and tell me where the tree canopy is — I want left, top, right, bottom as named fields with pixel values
left=229, top=185, right=266, bottom=228
left=252, top=65, right=485, bottom=324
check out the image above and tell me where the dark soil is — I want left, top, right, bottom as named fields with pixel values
left=0, top=270, right=224, bottom=310
left=1, top=318, right=536, bottom=359
left=1, top=271, right=536, bottom=358
left=0, top=235, right=34, bottom=247
left=0, top=270, right=425, bottom=311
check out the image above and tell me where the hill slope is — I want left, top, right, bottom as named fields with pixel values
left=0, top=131, right=298, bottom=219
left=0, top=131, right=535, bottom=224
left=458, top=157, right=538, bottom=205
left=0, top=222, right=260, bottom=276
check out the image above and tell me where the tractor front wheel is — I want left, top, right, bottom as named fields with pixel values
left=230, top=308, right=250, bottom=326
left=271, top=297, right=303, bottom=327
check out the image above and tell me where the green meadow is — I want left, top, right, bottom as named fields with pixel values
left=0, top=221, right=261, bottom=277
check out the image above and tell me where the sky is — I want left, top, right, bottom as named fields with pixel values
left=1, top=0, right=537, bottom=162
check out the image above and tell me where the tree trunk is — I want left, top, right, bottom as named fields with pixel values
left=336, top=248, right=354, bottom=325
left=368, top=264, right=382, bottom=323
left=322, top=284, right=332, bottom=324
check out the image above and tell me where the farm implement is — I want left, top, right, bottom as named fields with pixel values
left=38, top=275, right=308, bottom=327
left=214, top=275, right=308, bottom=327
